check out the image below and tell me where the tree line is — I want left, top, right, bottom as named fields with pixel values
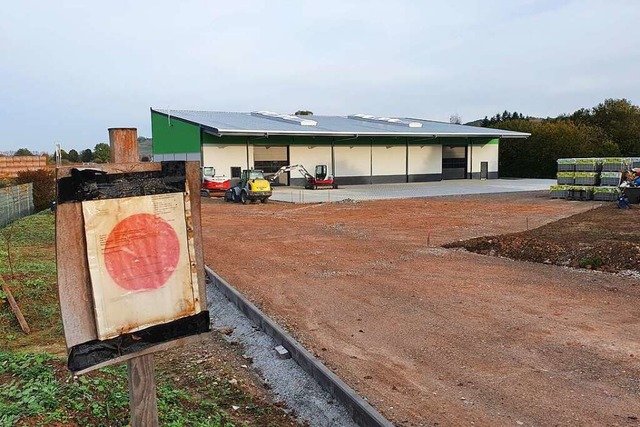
left=9, top=143, right=111, bottom=164
left=7, top=137, right=153, bottom=164
left=478, top=98, right=640, bottom=178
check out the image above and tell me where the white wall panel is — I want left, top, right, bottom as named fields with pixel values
left=408, top=145, right=442, bottom=175
left=289, top=145, right=333, bottom=176
left=202, top=145, right=247, bottom=178
left=468, top=143, right=498, bottom=174
left=372, top=146, right=406, bottom=176
left=334, top=146, right=371, bottom=177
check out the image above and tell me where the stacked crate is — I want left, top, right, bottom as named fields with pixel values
left=574, top=172, right=599, bottom=185
left=600, top=172, right=622, bottom=186
left=566, top=185, right=594, bottom=201
left=556, top=172, right=575, bottom=185
left=602, top=158, right=627, bottom=172
left=575, top=158, right=601, bottom=172
left=557, top=158, right=576, bottom=172
left=549, top=185, right=569, bottom=199
left=593, top=186, right=620, bottom=201
left=551, top=157, right=628, bottom=201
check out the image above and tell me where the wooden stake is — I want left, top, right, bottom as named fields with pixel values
left=0, top=276, right=30, bottom=334
left=128, top=355, right=158, bottom=427
left=110, top=128, right=159, bottom=427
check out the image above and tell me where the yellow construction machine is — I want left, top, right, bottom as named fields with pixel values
left=224, top=169, right=272, bottom=204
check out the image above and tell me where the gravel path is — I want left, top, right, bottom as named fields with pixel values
left=207, top=279, right=359, bottom=427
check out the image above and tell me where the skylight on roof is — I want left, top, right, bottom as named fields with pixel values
left=348, top=114, right=423, bottom=128
left=251, top=111, right=317, bottom=126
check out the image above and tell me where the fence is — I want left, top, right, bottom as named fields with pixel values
left=0, top=183, right=34, bottom=228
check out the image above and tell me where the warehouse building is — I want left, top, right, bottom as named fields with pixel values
left=150, top=109, right=529, bottom=186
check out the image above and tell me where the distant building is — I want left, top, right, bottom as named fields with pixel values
left=150, top=109, right=529, bottom=186
left=0, top=155, right=49, bottom=178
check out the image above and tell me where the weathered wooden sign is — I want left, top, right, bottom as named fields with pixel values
left=56, top=160, right=209, bottom=374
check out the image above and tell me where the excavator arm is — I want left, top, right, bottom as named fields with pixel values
left=269, top=164, right=314, bottom=182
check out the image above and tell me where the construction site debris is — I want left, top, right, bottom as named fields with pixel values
left=336, top=198, right=359, bottom=204
left=275, top=345, right=291, bottom=359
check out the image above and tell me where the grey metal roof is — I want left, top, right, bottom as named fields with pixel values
left=151, top=109, right=530, bottom=138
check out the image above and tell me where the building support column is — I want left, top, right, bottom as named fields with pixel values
left=469, top=138, right=473, bottom=179
left=405, top=137, right=409, bottom=183
left=245, top=138, right=250, bottom=169
left=331, top=139, right=336, bottom=182
left=369, top=139, right=373, bottom=185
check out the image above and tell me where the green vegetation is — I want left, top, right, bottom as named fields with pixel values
left=477, top=98, right=640, bottom=178
left=0, top=352, right=241, bottom=427
left=0, top=212, right=60, bottom=350
left=92, top=143, right=111, bottom=163
left=0, top=213, right=287, bottom=426
left=14, top=169, right=55, bottom=212
left=579, top=255, right=603, bottom=269
left=80, top=148, right=93, bottom=163
left=13, top=148, right=34, bottom=157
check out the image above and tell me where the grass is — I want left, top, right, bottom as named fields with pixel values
left=0, top=212, right=290, bottom=426
left=0, top=351, right=239, bottom=427
left=0, top=211, right=63, bottom=352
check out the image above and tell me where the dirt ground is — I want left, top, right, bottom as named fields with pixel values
left=201, top=192, right=640, bottom=427
left=445, top=204, right=640, bottom=274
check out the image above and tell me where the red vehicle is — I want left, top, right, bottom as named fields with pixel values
left=201, top=166, right=231, bottom=197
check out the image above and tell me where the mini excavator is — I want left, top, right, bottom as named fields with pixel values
left=270, top=164, right=336, bottom=189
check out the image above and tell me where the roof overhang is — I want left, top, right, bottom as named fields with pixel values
left=153, top=108, right=531, bottom=139
left=207, top=129, right=529, bottom=139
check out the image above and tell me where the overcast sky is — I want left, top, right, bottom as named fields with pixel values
left=1, top=0, right=639, bottom=153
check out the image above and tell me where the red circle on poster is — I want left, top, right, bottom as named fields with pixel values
left=103, top=213, right=180, bottom=291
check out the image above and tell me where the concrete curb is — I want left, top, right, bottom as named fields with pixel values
left=205, top=266, right=394, bottom=427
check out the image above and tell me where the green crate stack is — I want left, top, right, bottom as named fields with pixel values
left=551, top=157, right=635, bottom=202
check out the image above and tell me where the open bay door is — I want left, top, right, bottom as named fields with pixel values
left=442, top=146, right=467, bottom=180
left=254, top=146, right=289, bottom=185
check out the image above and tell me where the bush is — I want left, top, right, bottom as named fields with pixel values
left=0, top=177, right=15, bottom=189
left=579, top=255, right=603, bottom=269
left=15, top=169, right=55, bottom=212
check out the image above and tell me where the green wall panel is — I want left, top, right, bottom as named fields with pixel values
left=151, top=111, right=201, bottom=154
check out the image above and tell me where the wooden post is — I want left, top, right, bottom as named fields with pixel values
left=128, top=354, right=158, bottom=426
left=110, top=128, right=159, bottom=427
left=109, top=128, right=139, bottom=163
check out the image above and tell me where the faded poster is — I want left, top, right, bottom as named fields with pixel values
left=82, top=193, right=200, bottom=340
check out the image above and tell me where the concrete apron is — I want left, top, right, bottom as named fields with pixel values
left=270, top=178, right=556, bottom=204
